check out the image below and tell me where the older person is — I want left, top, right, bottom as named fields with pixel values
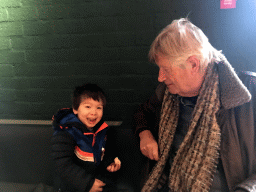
left=133, top=18, right=256, bottom=192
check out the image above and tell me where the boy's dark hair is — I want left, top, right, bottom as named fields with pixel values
left=72, top=83, right=106, bottom=110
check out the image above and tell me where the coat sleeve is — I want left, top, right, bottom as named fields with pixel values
left=133, top=83, right=165, bottom=139
left=234, top=71, right=256, bottom=191
left=51, top=131, right=95, bottom=192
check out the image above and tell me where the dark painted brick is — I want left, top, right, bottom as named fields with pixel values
left=12, top=36, right=44, bottom=50
left=0, top=112, right=52, bottom=120
left=76, top=34, right=104, bottom=48
left=21, top=0, right=94, bottom=6
left=0, top=0, right=22, bottom=7
left=155, top=12, right=177, bottom=32
left=101, top=61, right=158, bottom=75
left=151, top=0, right=177, bottom=13
left=119, top=47, right=149, bottom=61
left=0, top=9, right=8, bottom=22
left=21, top=0, right=52, bottom=7
left=116, top=16, right=136, bottom=31
left=12, top=77, right=87, bottom=90
left=119, top=0, right=153, bottom=16
left=0, top=22, right=23, bottom=36
left=8, top=7, right=37, bottom=21
left=0, top=101, right=70, bottom=119
left=0, top=90, right=16, bottom=101
left=135, top=30, right=156, bottom=46
left=20, top=0, right=36, bottom=6
left=0, top=102, right=18, bottom=114
left=106, top=89, right=155, bottom=103
left=67, top=3, right=102, bottom=18
left=16, top=89, right=72, bottom=103
left=0, top=78, right=16, bottom=89
left=0, top=37, right=11, bottom=50
left=11, top=34, right=104, bottom=50
left=13, top=63, right=101, bottom=77
left=27, top=102, right=71, bottom=118
left=25, top=48, right=119, bottom=62
left=12, top=62, right=68, bottom=77
left=14, top=61, right=157, bottom=77
left=0, top=102, right=71, bottom=120
left=99, top=61, right=158, bottom=75
left=13, top=75, right=158, bottom=91
left=97, top=61, right=158, bottom=75
left=136, top=16, right=154, bottom=31
left=99, top=1, right=121, bottom=16
left=35, top=2, right=89, bottom=20
left=0, top=64, right=14, bottom=77
left=117, top=15, right=153, bottom=32
left=111, top=61, right=158, bottom=75
left=103, top=32, right=136, bottom=47
left=104, top=103, right=138, bottom=121
left=14, top=33, right=135, bottom=49
left=22, top=21, right=53, bottom=36
left=0, top=50, right=25, bottom=64
left=36, top=4, right=71, bottom=20
left=0, top=0, right=172, bottom=121
left=30, top=0, right=95, bottom=5
left=35, top=2, right=122, bottom=19
left=52, top=18, right=117, bottom=34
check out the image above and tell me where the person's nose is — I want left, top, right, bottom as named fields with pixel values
left=90, top=108, right=97, bottom=116
left=158, top=68, right=166, bottom=82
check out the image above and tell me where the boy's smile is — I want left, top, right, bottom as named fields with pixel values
left=73, top=98, right=103, bottom=129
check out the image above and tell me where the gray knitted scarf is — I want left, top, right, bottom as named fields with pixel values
left=142, top=62, right=221, bottom=192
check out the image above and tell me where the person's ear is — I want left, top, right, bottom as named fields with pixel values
left=187, top=55, right=200, bottom=74
left=73, top=108, right=78, bottom=115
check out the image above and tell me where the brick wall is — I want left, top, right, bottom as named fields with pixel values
left=0, top=0, right=175, bottom=122
left=0, top=0, right=255, bottom=123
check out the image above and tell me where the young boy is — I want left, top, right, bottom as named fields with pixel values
left=51, top=83, right=126, bottom=192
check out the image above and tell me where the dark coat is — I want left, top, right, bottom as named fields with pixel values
left=133, top=61, right=256, bottom=192
left=51, top=108, right=116, bottom=192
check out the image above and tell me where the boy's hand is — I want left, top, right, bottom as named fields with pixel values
left=89, top=179, right=106, bottom=192
left=106, top=157, right=121, bottom=172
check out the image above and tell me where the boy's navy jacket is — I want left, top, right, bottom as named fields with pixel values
left=51, top=108, right=116, bottom=192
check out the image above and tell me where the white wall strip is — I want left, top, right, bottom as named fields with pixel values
left=0, top=119, right=122, bottom=126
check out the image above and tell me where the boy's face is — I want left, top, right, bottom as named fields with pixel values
left=73, top=97, right=103, bottom=129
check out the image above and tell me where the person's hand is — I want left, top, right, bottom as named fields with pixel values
left=106, top=157, right=121, bottom=172
left=139, top=130, right=159, bottom=161
left=89, top=179, right=106, bottom=192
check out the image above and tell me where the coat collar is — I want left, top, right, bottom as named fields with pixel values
left=216, top=59, right=251, bottom=109
left=52, top=108, right=107, bottom=133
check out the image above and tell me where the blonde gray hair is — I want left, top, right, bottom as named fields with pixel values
left=149, top=18, right=223, bottom=70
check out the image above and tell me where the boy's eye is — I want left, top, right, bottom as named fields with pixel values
left=85, top=106, right=90, bottom=108
left=97, top=107, right=103, bottom=110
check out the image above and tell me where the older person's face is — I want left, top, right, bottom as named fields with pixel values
left=156, top=55, right=204, bottom=97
